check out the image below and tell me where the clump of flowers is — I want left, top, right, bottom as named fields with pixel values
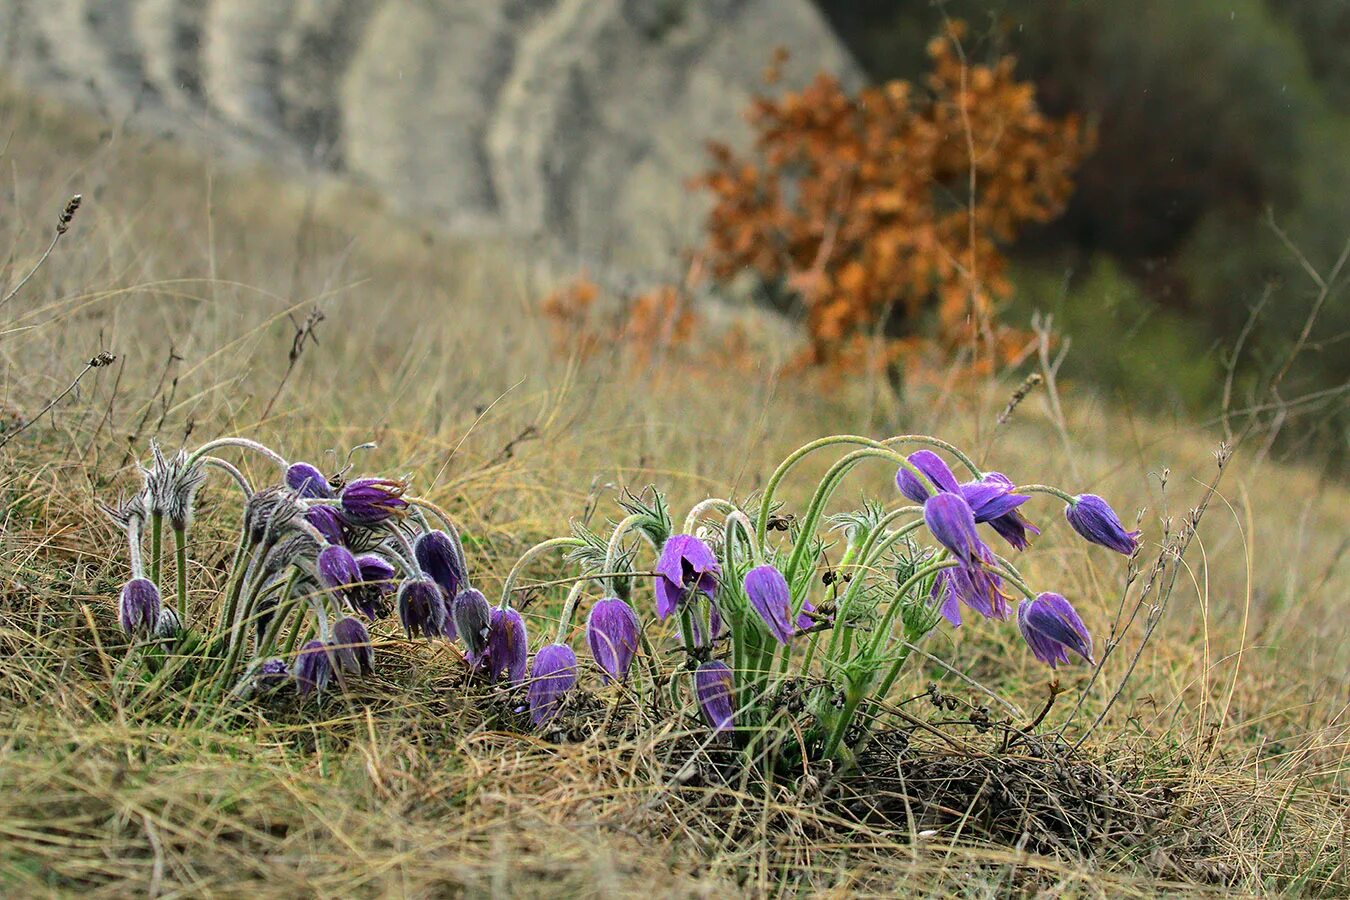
left=106, top=431, right=1138, bottom=770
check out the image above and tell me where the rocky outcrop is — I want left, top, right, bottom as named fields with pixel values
left=0, top=0, right=858, bottom=269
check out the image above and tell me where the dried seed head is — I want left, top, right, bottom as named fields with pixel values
left=243, top=487, right=304, bottom=546
left=155, top=605, right=182, bottom=639
left=140, top=441, right=207, bottom=531
left=56, top=194, right=81, bottom=235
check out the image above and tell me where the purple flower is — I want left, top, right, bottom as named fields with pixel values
left=350, top=553, right=398, bottom=620
left=795, top=598, right=829, bottom=631
left=482, top=606, right=529, bottom=685
left=586, top=597, right=640, bottom=684
left=257, top=657, right=290, bottom=691
left=923, top=492, right=984, bottom=565
left=118, top=578, right=161, bottom=637
left=414, top=530, right=464, bottom=602
left=960, top=472, right=1039, bottom=551
left=528, top=643, right=578, bottom=725
left=286, top=461, right=333, bottom=499
left=654, top=534, right=719, bottom=620
left=451, top=588, right=492, bottom=656
left=695, top=660, right=735, bottom=733
left=294, top=640, right=333, bottom=696
left=1065, top=495, right=1141, bottom=555
left=340, top=477, right=409, bottom=526
left=896, top=450, right=962, bottom=503
left=332, top=616, right=374, bottom=676
left=930, top=551, right=1012, bottom=626
left=316, top=544, right=362, bottom=594
left=1018, top=592, right=1094, bottom=668
left=397, top=579, right=446, bottom=639
left=743, top=564, right=794, bottom=644
left=304, top=505, right=346, bottom=546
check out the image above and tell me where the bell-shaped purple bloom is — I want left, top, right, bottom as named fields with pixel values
left=119, top=578, right=161, bottom=637
left=350, top=553, right=398, bottom=620
left=923, top=492, right=984, bottom=565
left=528, top=643, right=578, bottom=726
left=695, top=659, right=735, bottom=733
left=286, top=461, right=333, bottom=499
left=654, top=534, right=719, bottom=620
left=332, top=616, right=374, bottom=676
left=294, top=640, right=333, bottom=696
left=930, top=550, right=1012, bottom=626
left=414, top=530, right=464, bottom=602
left=397, top=579, right=447, bottom=639
left=340, top=477, right=409, bottom=526
left=304, top=505, right=345, bottom=546
left=451, top=588, right=492, bottom=656
left=1018, top=592, right=1094, bottom=668
left=482, top=606, right=529, bottom=685
left=1065, top=495, right=1141, bottom=555
left=257, top=657, right=290, bottom=691
left=960, top=472, right=1040, bottom=551
left=744, top=564, right=794, bottom=644
left=896, top=450, right=962, bottom=503
left=587, top=598, right=640, bottom=684
left=316, top=544, right=362, bottom=594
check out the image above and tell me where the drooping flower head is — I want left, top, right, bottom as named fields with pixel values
left=451, top=588, right=492, bottom=656
left=304, top=505, right=345, bottom=546
left=285, top=461, right=334, bottom=499
left=586, top=597, right=640, bottom=684
left=654, top=534, right=719, bottom=620
left=695, top=659, right=735, bottom=733
left=528, top=643, right=578, bottom=726
left=743, top=564, right=794, bottom=645
left=960, top=472, right=1039, bottom=551
left=340, top=477, right=409, bottom=527
left=397, top=579, right=447, bottom=639
left=332, top=616, right=374, bottom=676
left=1018, top=593, right=1094, bottom=668
left=155, top=605, right=182, bottom=639
left=482, top=606, right=529, bottom=685
left=244, top=486, right=304, bottom=546
left=316, top=544, right=362, bottom=595
left=896, top=450, right=961, bottom=503
left=923, top=492, right=983, bottom=565
left=930, top=549, right=1012, bottom=626
left=294, top=640, right=333, bottom=696
left=1065, top=495, right=1141, bottom=555
left=118, top=578, right=161, bottom=637
left=349, top=553, right=398, bottom=620
left=414, top=530, right=464, bottom=601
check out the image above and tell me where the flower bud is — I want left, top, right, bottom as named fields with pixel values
left=118, top=578, right=161, bottom=637
left=316, top=544, right=362, bottom=594
left=743, top=564, right=794, bottom=645
left=695, top=659, right=735, bottom=733
left=451, top=588, right=492, bottom=656
left=586, top=598, right=640, bottom=684
left=1065, top=495, right=1140, bottom=555
left=1018, top=593, right=1094, bottom=668
left=332, top=616, right=374, bottom=675
left=294, top=640, right=333, bottom=696
left=484, top=606, right=528, bottom=685
left=285, top=461, right=334, bottom=499
left=414, top=530, right=464, bottom=601
left=304, top=505, right=345, bottom=546
left=155, top=605, right=182, bottom=639
left=528, top=643, right=578, bottom=726
left=340, top=477, right=409, bottom=526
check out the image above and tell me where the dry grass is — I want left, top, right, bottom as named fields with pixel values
left=1, top=80, right=1347, bottom=897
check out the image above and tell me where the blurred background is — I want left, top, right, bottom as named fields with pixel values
left=1, top=0, right=1345, bottom=458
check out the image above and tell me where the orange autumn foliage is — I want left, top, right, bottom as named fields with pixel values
left=695, top=22, right=1093, bottom=373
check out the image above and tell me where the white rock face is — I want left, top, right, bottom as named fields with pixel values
left=0, top=0, right=858, bottom=268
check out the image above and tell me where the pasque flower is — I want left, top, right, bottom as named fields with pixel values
left=350, top=553, right=398, bottom=620
left=896, top=450, right=962, bottom=502
left=483, top=606, right=529, bottom=684
left=586, top=598, right=641, bottom=683
left=256, top=657, right=290, bottom=691
left=332, top=616, right=374, bottom=676
left=397, top=579, right=447, bottom=639
left=294, top=640, right=333, bottom=696
left=451, top=588, right=492, bottom=656
left=930, top=550, right=1011, bottom=626
left=695, top=660, right=735, bottom=733
left=1065, top=495, right=1140, bottom=555
left=340, top=477, right=409, bottom=526
left=1018, top=593, right=1094, bottom=668
left=119, top=578, right=161, bottom=637
left=898, top=453, right=1037, bottom=551
left=923, top=492, right=984, bottom=565
left=743, top=564, right=794, bottom=644
left=528, top=643, right=578, bottom=725
left=304, top=505, right=345, bottom=545
left=654, top=534, right=719, bottom=620
left=414, top=530, right=464, bottom=601
left=316, top=544, right=362, bottom=595
left=285, top=461, right=333, bottom=499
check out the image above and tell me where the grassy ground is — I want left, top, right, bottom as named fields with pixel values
left=2, top=82, right=1347, bottom=897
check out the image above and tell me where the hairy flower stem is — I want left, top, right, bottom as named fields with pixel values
left=200, top=456, right=253, bottom=497
left=866, top=560, right=959, bottom=660
left=754, top=434, right=981, bottom=548
left=554, top=581, right=588, bottom=644
left=498, top=537, right=585, bottom=610
left=187, top=437, right=287, bottom=470
left=1016, top=484, right=1077, bottom=505
left=406, top=497, right=471, bottom=579
left=214, top=530, right=255, bottom=637
left=681, top=498, right=736, bottom=535
left=255, top=569, right=304, bottom=659
left=603, top=513, right=648, bottom=593
left=150, top=512, right=164, bottom=587
left=173, top=527, right=189, bottom=616
left=825, top=515, right=925, bottom=663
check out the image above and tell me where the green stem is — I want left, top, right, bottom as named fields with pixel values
left=1017, top=484, right=1077, bottom=505
left=173, top=526, right=189, bottom=617
left=554, top=580, right=588, bottom=644
left=187, top=437, right=287, bottom=469
left=754, top=434, right=982, bottom=548
left=256, top=569, right=304, bottom=659
left=214, top=530, right=254, bottom=636
left=681, top=498, right=736, bottom=534
left=865, top=560, right=960, bottom=659
left=498, top=537, right=585, bottom=609
left=150, top=512, right=163, bottom=587
left=603, top=513, right=647, bottom=593
left=824, top=510, right=923, bottom=662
